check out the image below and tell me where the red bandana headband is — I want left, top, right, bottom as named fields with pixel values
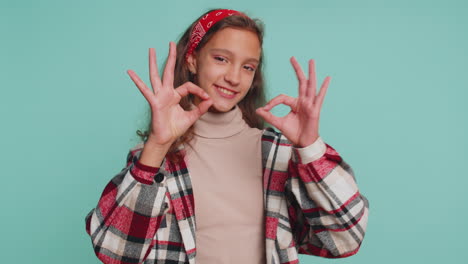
left=185, top=9, right=247, bottom=61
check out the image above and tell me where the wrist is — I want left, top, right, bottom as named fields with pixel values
left=145, top=134, right=174, bottom=149
left=292, top=136, right=327, bottom=164
left=293, top=134, right=319, bottom=148
left=139, top=137, right=173, bottom=167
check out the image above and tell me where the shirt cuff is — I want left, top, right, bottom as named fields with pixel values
left=291, top=137, right=327, bottom=164
left=130, top=158, right=160, bottom=184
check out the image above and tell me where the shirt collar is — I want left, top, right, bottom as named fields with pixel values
left=192, top=104, right=247, bottom=139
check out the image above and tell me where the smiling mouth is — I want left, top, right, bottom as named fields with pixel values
left=214, top=85, right=238, bottom=97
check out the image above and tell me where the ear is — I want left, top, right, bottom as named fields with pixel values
left=186, top=53, right=197, bottom=74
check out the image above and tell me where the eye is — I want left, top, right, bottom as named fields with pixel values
left=214, top=56, right=227, bottom=63
left=243, top=65, right=256, bottom=72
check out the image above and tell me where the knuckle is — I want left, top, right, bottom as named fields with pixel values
left=184, top=81, right=195, bottom=89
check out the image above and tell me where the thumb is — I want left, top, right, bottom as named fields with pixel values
left=256, top=107, right=281, bottom=128
left=187, top=98, right=213, bottom=123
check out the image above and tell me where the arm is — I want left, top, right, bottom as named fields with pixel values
left=256, top=57, right=368, bottom=257
left=85, top=42, right=212, bottom=264
left=84, top=145, right=169, bottom=264
left=285, top=137, right=369, bottom=258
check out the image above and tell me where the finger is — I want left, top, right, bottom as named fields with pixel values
left=127, top=69, right=154, bottom=103
left=162, top=42, right=176, bottom=88
left=263, top=94, right=296, bottom=111
left=149, top=48, right=162, bottom=91
left=290, top=57, right=307, bottom=97
left=196, top=98, right=213, bottom=115
left=314, top=76, right=331, bottom=112
left=307, top=59, right=316, bottom=98
left=187, top=98, right=213, bottom=123
left=175, top=82, right=210, bottom=100
left=255, top=107, right=283, bottom=129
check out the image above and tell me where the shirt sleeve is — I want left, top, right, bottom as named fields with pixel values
left=285, top=137, right=369, bottom=258
left=84, top=145, right=170, bottom=264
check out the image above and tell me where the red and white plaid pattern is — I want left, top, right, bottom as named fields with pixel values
left=85, top=127, right=369, bottom=264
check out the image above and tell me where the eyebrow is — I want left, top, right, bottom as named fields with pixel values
left=210, top=48, right=260, bottom=64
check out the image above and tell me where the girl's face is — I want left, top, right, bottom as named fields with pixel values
left=188, top=27, right=261, bottom=113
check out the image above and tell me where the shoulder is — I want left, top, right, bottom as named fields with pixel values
left=129, top=142, right=145, bottom=155
left=260, top=127, right=294, bottom=162
left=260, top=127, right=295, bottom=169
left=130, top=142, right=145, bottom=152
left=261, top=127, right=292, bottom=147
left=125, top=142, right=145, bottom=165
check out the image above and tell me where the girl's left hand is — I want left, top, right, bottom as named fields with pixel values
left=255, top=57, right=331, bottom=147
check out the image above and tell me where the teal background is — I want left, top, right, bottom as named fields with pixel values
left=1, top=0, right=466, bottom=263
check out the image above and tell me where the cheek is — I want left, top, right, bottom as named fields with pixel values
left=198, top=64, right=223, bottom=84
left=242, top=74, right=256, bottom=91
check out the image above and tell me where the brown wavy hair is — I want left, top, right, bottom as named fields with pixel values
left=137, top=9, right=266, bottom=163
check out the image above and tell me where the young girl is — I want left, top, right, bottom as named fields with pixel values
left=85, top=8, right=369, bottom=264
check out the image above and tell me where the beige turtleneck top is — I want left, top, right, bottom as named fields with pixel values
left=184, top=105, right=265, bottom=264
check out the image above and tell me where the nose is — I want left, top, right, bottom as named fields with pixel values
left=224, top=65, right=241, bottom=86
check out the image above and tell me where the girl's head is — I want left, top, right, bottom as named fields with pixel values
left=174, top=9, right=266, bottom=129
left=139, top=9, right=266, bottom=161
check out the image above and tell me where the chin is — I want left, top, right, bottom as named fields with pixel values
left=208, top=102, right=236, bottom=113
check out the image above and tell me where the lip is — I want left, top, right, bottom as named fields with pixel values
left=214, top=84, right=238, bottom=99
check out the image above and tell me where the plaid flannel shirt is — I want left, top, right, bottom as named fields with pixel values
left=85, top=127, right=369, bottom=264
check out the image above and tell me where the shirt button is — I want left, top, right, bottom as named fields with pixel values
left=154, top=172, right=164, bottom=183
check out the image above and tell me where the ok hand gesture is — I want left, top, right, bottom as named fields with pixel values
left=256, top=57, right=330, bottom=147
left=127, top=42, right=213, bottom=147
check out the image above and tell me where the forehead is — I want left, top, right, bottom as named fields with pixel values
left=202, top=27, right=261, bottom=60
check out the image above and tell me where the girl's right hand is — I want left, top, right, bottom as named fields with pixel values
left=127, top=42, right=212, bottom=147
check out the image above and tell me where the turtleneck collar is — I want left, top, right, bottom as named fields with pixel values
left=192, top=104, right=247, bottom=139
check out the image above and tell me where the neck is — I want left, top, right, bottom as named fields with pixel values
left=192, top=103, right=247, bottom=139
